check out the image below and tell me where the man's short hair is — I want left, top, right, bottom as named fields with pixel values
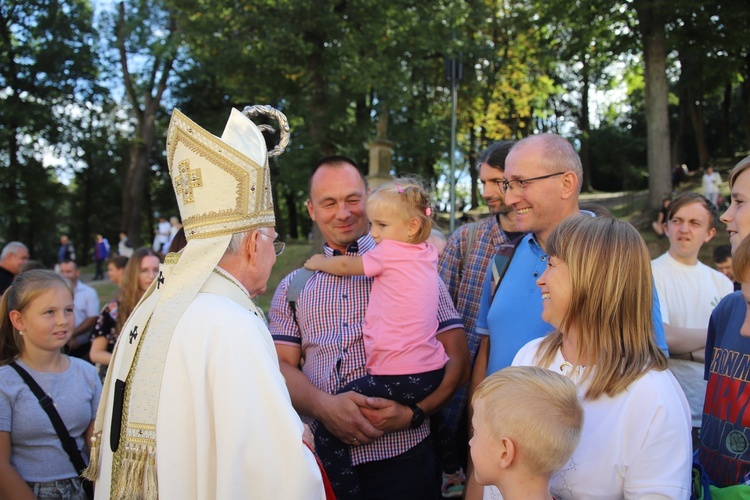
left=60, top=259, right=78, bottom=270
left=714, top=244, right=732, bottom=264
left=666, top=192, right=718, bottom=229
left=308, top=155, right=367, bottom=197
left=509, top=134, right=583, bottom=192
left=472, top=366, right=583, bottom=477
left=0, top=242, right=28, bottom=260
left=108, top=255, right=129, bottom=270
left=477, top=141, right=516, bottom=172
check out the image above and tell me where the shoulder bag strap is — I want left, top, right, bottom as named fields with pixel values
left=8, top=361, right=87, bottom=474
left=287, top=267, right=315, bottom=328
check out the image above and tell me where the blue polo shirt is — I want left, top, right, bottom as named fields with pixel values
left=476, top=233, right=668, bottom=376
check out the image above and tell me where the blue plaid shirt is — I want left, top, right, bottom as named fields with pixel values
left=438, top=216, right=521, bottom=430
left=270, top=234, right=463, bottom=466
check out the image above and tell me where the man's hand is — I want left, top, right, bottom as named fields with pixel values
left=317, top=391, right=384, bottom=446
left=360, top=397, right=413, bottom=433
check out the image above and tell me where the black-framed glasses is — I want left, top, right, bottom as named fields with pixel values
left=259, top=231, right=285, bottom=256
left=501, top=172, right=566, bottom=194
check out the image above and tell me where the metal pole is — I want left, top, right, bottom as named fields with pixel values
left=449, top=58, right=457, bottom=233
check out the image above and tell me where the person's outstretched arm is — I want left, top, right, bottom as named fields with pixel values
left=305, top=254, right=364, bottom=276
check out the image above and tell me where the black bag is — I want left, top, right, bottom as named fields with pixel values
left=9, top=362, right=94, bottom=500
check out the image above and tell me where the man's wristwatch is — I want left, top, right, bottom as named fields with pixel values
left=409, top=404, right=425, bottom=428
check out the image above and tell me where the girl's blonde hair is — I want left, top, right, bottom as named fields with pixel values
left=366, top=178, right=433, bottom=244
left=118, top=247, right=161, bottom=333
left=534, top=215, right=668, bottom=399
left=0, top=270, right=73, bottom=365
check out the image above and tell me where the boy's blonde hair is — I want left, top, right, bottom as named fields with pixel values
left=366, top=178, right=433, bottom=244
left=472, top=366, right=584, bottom=477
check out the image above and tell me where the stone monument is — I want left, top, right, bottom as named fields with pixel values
left=367, top=108, right=395, bottom=188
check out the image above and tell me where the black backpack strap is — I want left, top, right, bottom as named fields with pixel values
left=490, top=233, right=525, bottom=303
left=287, top=268, right=315, bottom=328
left=459, top=222, right=478, bottom=276
left=8, top=362, right=87, bottom=474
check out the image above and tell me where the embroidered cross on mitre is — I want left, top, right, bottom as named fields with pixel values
left=175, top=159, right=203, bottom=204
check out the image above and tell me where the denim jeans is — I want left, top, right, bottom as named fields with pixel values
left=26, top=477, right=87, bottom=500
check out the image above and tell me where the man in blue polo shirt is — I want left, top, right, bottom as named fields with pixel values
left=464, top=134, right=669, bottom=498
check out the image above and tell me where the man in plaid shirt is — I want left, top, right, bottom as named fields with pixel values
left=438, top=141, right=522, bottom=435
left=270, top=156, right=469, bottom=499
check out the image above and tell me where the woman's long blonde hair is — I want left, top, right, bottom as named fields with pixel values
left=534, top=215, right=668, bottom=399
left=118, top=248, right=160, bottom=333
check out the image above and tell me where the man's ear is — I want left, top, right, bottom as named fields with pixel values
left=705, top=226, right=717, bottom=243
left=306, top=199, right=315, bottom=222
left=560, top=171, right=578, bottom=200
left=245, top=231, right=259, bottom=265
left=497, top=437, right=515, bottom=469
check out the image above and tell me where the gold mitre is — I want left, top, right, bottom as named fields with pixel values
left=166, top=107, right=275, bottom=240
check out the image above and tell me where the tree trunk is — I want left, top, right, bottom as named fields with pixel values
left=673, top=86, right=688, bottom=167
left=722, top=82, right=732, bottom=158
left=687, top=89, right=709, bottom=168
left=580, top=62, right=592, bottom=192
left=742, top=56, right=750, bottom=150
left=116, top=2, right=177, bottom=248
left=122, top=134, right=154, bottom=248
left=635, top=0, right=671, bottom=212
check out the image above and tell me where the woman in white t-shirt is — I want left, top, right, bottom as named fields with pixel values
left=511, top=215, right=692, bottom=500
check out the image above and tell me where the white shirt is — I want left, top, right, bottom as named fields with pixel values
left=652, top=252, right=733, bottom=426
left=73, top=280, right=99, bottom=330
left=505, top=338, right=692, bottom=500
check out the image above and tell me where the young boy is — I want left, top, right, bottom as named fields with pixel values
left=469, top=366, right=583, bottom=500
left=713, top=244, right=741, bottom=291
left=698, top=155, right=750, bottom=486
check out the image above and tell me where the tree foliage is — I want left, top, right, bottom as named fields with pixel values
left=3, top=0, right=750, bottom=249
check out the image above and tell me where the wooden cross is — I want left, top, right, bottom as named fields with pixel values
left=175, top=160, right=203, bottom=204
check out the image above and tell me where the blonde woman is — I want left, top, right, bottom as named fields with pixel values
left=511, top=215, right=691, bottom=499
left=89, top=248, right=160, bottom=371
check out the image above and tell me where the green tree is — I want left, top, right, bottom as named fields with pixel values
left=0, top=0, right=98, bottom=250
left=112, top=0, right=183, bottom=246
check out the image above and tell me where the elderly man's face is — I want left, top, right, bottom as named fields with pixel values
left=6, top=248, right=29, bottom=274
left=244, top=228, right=278, bottom=297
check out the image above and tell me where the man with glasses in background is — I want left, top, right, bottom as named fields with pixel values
left=464, top=133, right=669, bottom=498
left=437, top=141, right=523, bottom=495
